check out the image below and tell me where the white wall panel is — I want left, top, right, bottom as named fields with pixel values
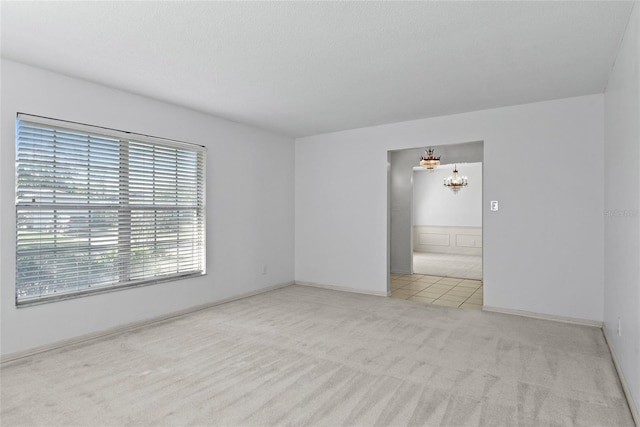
left=413, top=226, right=482, bottom=256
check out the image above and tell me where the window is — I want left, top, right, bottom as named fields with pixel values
left=15, top=114, right=206, bottom=305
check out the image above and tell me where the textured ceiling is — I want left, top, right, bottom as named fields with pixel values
left=0, top=1, right=634, bottom=137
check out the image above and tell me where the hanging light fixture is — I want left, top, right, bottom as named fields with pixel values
left=419, top=148, right=440, bottom=171
left=444, top=165, right=468, bottom=194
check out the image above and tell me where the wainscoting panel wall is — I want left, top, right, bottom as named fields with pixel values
left=413, top=225, right=482, bottom=255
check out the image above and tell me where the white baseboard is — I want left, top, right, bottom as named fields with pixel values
left=390, top=269, right=412, bottom=275
left=482, top=305, right=603, bottom=328
left=295, top=281, right=389, bottom=297
left=602, top=327, right=640, bottom=426
left=1, top=281, right=294, bottom=364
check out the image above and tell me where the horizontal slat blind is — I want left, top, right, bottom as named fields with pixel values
left=15, top=117, right=206, bottom=304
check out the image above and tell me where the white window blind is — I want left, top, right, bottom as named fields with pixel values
left=15, top=115, right=206, bottom=304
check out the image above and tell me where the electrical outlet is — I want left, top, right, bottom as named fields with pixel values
left=262, top=265, right=268, bottom=275
left=490, top=201, right=499, bottom=211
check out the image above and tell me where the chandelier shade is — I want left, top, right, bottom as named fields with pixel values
left=419, top=148, right=440, bottom=171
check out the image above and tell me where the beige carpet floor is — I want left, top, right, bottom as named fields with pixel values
left=0, top=285, right=634, bottom=426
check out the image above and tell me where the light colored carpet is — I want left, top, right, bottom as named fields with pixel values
left=413, top=252, right=482, bottom=280
left=0, top=285, right=633, bottom=426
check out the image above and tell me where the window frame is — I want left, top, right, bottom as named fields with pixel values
left=14, top=113, right=207, bottom=306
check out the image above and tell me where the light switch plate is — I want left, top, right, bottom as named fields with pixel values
left=490, top=201, right=499, bottom=211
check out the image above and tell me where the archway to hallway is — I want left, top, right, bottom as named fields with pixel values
left=387, top=141, right=483, bottom=309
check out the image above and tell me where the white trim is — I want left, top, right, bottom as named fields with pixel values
left=482, top=305, right=603, bottom=328
left=602, top=327, right=640, bottom=426
left=390, top=269, right=412, bottom=275
left=295, top=281, right=389, bottom=297
left=1, top=281, right=294, bottom=363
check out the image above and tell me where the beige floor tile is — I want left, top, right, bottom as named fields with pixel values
left=390, top=273, right=483, bottom=310
left=431, top=299, right=462, bottom=308
left=424, top=290, right=451, bottom=297
left=390, top=273, right=481, bottom=311
left=414, top=276, right=441, bottom=284
left=401, top=282, right=431, bottom=291
left=417, top=282, right=438, bottom=288
left=416, top=290, right=446, bottom=299
left=427, top=285, right=455, bottom=292
left=413, top=280, right=440, bottom=287
left=445, top=288, right=475, bottom=297
left=436, top=294, right=467, bottom=303
left=452, top=283, right=476, bottom=290
left=455, top=282, right=481, bottom=289
left=391, top=288, right=418, bottom=297
left=434, top=279, right=458, bottom=284
left=430, top=280, right=455, bottom=286
left=420, top=275, right=443, bottom=281
left=436, top=278, right=464, bottom=285
left=409, top=295, right=437, bottom=304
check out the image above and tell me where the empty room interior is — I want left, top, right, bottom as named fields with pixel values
left=0, top=2, right=639, bottom=426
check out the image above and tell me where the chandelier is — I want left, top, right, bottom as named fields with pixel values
left=443, top=165, right=468, bottom=194
left=419, top=148, right=440, bottom=171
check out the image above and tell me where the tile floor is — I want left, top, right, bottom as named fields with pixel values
left=413, top=252, right=482, bottom=280
left=389, top=273, right=483, bottom=309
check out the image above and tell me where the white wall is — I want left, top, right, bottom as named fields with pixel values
left=295, top=94, right=604, bottom=322
left=603, top=3, right=639, bottom=416
left=413, top=162, right=482, bottom=227
left=0, top=60, right=295, bottom=356
left=389, top=148, right=419, bottom=274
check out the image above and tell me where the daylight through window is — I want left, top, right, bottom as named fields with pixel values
left=15, top=114, right=206, bottom=304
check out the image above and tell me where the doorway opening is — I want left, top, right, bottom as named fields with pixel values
left=388, top=141, right=483, bottom=309
left=412, top=162, right=482, bottom=280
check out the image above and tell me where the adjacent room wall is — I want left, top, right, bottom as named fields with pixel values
left=389, top=143, right=483, bottom=274
left=603, top=3, right=639, bottom=417
left=413, top=162, right=483, bottom=227
left=0, top=60, right=295, bottom=356
left=295, top=94, right=605, bottom=322
left=413, top=164, right=483, bottom=257
left=412, top=225, right=482, bottom=256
